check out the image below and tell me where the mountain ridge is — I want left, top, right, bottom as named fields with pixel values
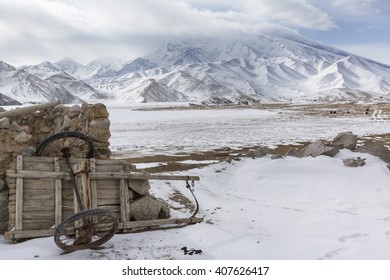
left=1, top=33, right=390, bottom=105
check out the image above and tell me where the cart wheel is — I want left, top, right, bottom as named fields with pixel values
left=36, top=131, right=95, bottom=158
left=54, top=208, right=118, bottom=252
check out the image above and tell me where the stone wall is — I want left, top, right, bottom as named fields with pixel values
left=0, top=103, right=111, bottom=234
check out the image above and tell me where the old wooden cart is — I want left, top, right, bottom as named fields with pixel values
left=4, top=132, right=203, bottom=250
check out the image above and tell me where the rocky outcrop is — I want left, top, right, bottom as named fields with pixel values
left=301, top=140, right=339, bottom=158
left=355, top=143, right=390, bottom=164
left=333, top=131, right=358, bottom=150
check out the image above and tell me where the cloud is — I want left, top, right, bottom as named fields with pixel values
left=330, top=0, right=380, bottom=16
left=1, top=0, right=383, bottom=66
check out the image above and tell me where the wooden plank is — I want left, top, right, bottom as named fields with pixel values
left=4, top=229, right=55, bottom=241
left=119, top=171, right=128, bottom=222
left=4, top=217, right=203, bottom=241
left=90, top=172, right=201, bottom=181
left=90, top=158, right=98, bottom=209
left=15, top=155, right=23, bottom=231
left=54, top=157, right=62, bottom=227
left=97, top=198, right=120, bottom=205
left=120, top=217, right=204, bottom=229
left=6, top=170, right=70, bottom=179
left=97, top=189, right=120, bottom=198
left=6, top=170, right=200, bottom=181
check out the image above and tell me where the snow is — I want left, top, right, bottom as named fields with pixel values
left=2, top=107, right=390, bottom=260
left=108, top=107, right=389, bottom=156
left=1, top=150, right=390, bottom=260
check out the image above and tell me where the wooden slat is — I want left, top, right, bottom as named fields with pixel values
left=6, top=170, right=200, bottom=181
left=90, top=158, right=98, bottom=209
left=4, top=217, right=203, bottom=241
left=15, top=155, right=23, bottom=230
left=54, top=157, right=62, bottom=227
left=6, top=170, right=70, bottom=179
left=119, top=170, right=130, bottom=222
left=121, top=217, right=204, bottom=229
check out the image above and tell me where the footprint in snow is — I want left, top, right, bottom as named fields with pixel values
left=318, top=248, right=349, bottom=260
left=338, top=232, right=369, bottom=242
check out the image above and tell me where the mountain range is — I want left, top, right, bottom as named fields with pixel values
left=1, top=33, right=390, bottom=105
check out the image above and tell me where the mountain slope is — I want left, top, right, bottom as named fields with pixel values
left=3, top=32, right=390, bottom=104
left=0, top=61, right=82, bottom=104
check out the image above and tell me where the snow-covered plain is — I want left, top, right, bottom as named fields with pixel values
left=1, top=106, right=390, bottom=260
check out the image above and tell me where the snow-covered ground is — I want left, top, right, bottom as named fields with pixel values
left=108, top=106, right=389, bottom=156
left=1, top=106, right=390, bottom=260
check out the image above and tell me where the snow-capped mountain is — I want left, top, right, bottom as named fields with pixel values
left=0, top=61, right=82, bottom=105
left=2, top=32, right=390, bottom=105
left=21, top=61, right=114, bottom=102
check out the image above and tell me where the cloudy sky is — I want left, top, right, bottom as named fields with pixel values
left=1, top=0, right=389, bottom=66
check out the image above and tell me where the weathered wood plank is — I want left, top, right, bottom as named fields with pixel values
left=121, top=217, right=204, bottom=229
left=7, top=170, right=200, bottom=181
left=15, top=155, right=23, bottom=231
left=4, top=229, right=55, bottom=241
left=97, top=198, right=120, bottom=205
left=92, top=172, right=200, bottom=181
left=54, top=157, right=62, bottom=227
left=119, top=171, right=127, bottom=222
left=97, top=189, right=120, bottom=199
left=6, top=170, right=70, bottom=179
left=90, top=158, right=98, bottom=209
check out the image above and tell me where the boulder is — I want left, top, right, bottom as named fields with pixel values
left=129, top=179, right=150, bottom=195
left=91, top=103, right=109, bottom=119
left=88, top=118, right=111, bottom=143
left=246, top=147, right=269, bottom=158
left=14, top=131, right=32, bottom=144
left=343, top=157, right=366, bottom=167
left=9, top=121, right=22, bottom=132
left=157, top=198, right=171, bottom=218
left=0, top=117, right=10, bottom=129
left=301, top=140, right=339, bottom=158
left=285, top=147, right=301, bottom=158
left=333, top=131, right=357, bottom=150
left=271, top=154, right=283, bottom=160
left=69, top=105, right=81, bottom=118
left=130, top=195, right=163, bottom=221
left=355, top=143, right=390, bottom=164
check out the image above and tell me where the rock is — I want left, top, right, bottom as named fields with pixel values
left=0, top=117, right=10, bottom=129
left=88, top=119, right=111, bottom=143
left=9, top=121, right=22, bottom=132
left=0, top=179, right=6, bottom=192
left=301, top=140, right=339, bottom=158
left=343, top=157, right=366, bottom=167
left=355, top=143, right=390, bottom=164
left=21, top=146, right=36, bottom=156
left=91, top=103, right=109, bottom=119
left=247, top=147, right=269, bottom=158
left=69, top=105, right=81, bottom=118
left=61, top=116, right=71, bottom=130
left=285, top=147, right=301, bottom=158
left=333, top=131, right=357, bottom=150
left=157, top=198, right=171, bottom=218
left=271, top=154, right=283, bottom=160
left=130, top=195, right=163, bottom=221
left=129, top=179, right=150, bottom=195
left=14, top=131, right=33, bottom=144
